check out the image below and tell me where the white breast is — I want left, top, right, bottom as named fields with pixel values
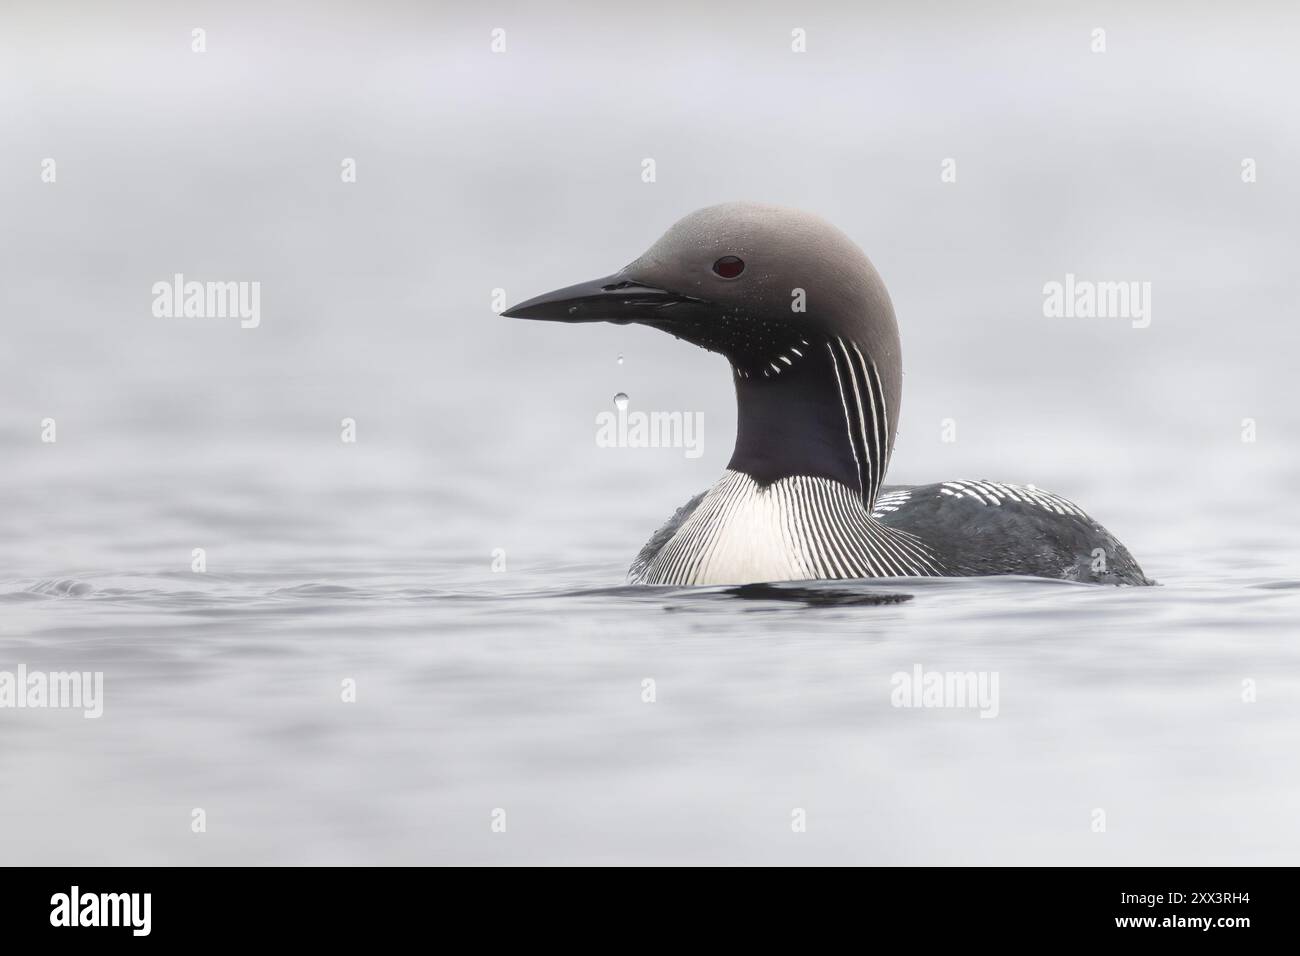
left=632, top=470, right=941, bottom=586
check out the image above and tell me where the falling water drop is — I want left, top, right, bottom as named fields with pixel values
left=617, top=353, right=624, bottom=365
left=614, top=392, right=629, bottom=410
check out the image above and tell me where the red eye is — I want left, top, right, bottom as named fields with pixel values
left=712, top=256, right=744, bottom=279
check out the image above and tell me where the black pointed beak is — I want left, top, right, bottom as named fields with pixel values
left=502, top=273, right=711, bottom=327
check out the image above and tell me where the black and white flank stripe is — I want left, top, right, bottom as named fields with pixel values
left=937, top=480, right=1088, bottom=515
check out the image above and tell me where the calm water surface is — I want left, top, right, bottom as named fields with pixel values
left=2, top=445, right=1297, bottom=866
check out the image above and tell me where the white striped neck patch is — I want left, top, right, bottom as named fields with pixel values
left=726, top=333, right=900, bottom=510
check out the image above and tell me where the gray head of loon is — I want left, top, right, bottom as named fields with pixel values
left=504, top=202, right=903, bottom=498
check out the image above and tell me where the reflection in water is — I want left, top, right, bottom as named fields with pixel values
left=720, top=582, right=913, bottom=607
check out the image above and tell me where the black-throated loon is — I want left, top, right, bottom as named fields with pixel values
left=504, top=202, right=1152, bottom=587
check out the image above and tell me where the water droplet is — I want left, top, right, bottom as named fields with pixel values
left=613, top=392, right=629, bottom=410
left=568, top=306, right=579, bottom=316
left=616, top=353, right=624, bottom=365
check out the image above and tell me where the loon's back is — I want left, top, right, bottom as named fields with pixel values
left=870, top=480, right=1151, bottom=585
left=630, top=475, right=1151, bottom=587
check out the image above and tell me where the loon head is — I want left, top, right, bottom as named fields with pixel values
left=505, top=202, right=903, bottom=505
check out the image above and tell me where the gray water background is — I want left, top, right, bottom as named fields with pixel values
left=1, top=1, right=1298, bottom=864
